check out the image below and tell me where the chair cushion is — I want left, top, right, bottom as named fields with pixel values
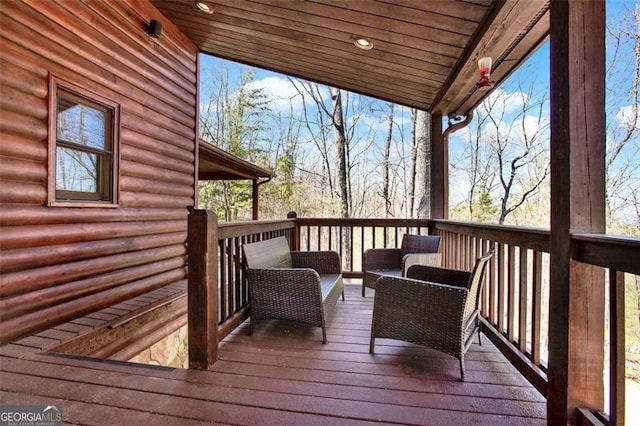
left=243, top=236, right=292, bottom=269
left=366, top=268, right=403, bottom=281
left=319, top=274, right=342, bottom=300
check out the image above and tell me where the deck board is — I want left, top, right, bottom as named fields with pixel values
left=0, top=284, right=545, bottom=425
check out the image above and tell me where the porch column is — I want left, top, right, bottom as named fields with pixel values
left=187, top=208, right=219, bottom=369
left=286, top=211, right=300, bottom=251
left=548, top=1, right=606, bottom=424
left=252, top=179, right=259, bottom=220
left=430, top=113, right=447, bottom=219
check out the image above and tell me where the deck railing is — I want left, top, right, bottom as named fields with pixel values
left=431, top=220, right=551, bottom=394
left=293, top=216, right=431, bottom=277
left=186, top=210, right=639, bottom=424
left=571, top=234, right=640, bottom=426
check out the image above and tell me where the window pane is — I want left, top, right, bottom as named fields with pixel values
left=56, top=146, right=98, bottom=192
left=57, top=97, right=107, bottom=150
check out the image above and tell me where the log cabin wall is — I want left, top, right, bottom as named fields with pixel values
left=0, top=0, right=198, bottom=344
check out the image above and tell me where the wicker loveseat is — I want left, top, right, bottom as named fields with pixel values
left=242, top=236, right=344, bottom=344
left=362, top=234, right=441, bottom=296
left=369, top=249, right=494, bottom=381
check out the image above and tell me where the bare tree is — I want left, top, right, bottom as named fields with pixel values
left=407, top=108, right=418, bottom=216
left=605, top=3, right=640, bottom=233
left=449, top=68, right=550, bottom=225
left=452, top=111, right=497, bottom=222
left=382, top=103, right=394, bottom=217
left=290, top=79, right=335, bottom=201
left=331, top=87, right=349, bottom=219
left=413, top=110, right=431, bottom=218
left=488, top=79, right=550, bottom=224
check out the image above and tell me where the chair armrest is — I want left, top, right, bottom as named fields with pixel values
left=363, top=248, right=402, bottom=270
left=247, top=268, right=324, bottom=322
left=402, top=253, right=442, bottom=276
left=405, top=265, right=471, bottom=288
left=291, top=251, right=341, bottom=274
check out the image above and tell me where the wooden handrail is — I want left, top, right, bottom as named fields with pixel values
left=432, top=220, right=550, bottom=252
left=572, top=233, right=640, bottom=275
left=218, top=219, right=294, bottom=240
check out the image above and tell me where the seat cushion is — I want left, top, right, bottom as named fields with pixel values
left=243, top=236, right=293, bottom=269
left=319, top=274, right=342, bottom=300
left=366, top=268, right=403, bottom=281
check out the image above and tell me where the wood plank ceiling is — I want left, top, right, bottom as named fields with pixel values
left=151, top=0, right=549, bottom=116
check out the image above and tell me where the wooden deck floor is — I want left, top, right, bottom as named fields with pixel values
left=0, top=284, right=546, bottom=425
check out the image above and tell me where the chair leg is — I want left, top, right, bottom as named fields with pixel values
left=341, top=290, right=345, bottom=301
left=362, top=285, right=366, bottom=297
left=478, top=329, right=482, bottom=346
left=369, top=336, right=375, bottom=354
left=322, top=326, right=327, bottom=344
left=459, top=356, right=465, bottom=382
left=249, top=317, right=253, bottom=336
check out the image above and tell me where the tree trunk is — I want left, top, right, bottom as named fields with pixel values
left=332, top=87, right=349, bottom=219
left=331, top=87, right=350, bottom=269
left=407, top=109, right=417, bottom=216
left=413, top=110, right=431, bottom=218
left=383, top=103, right=394, bottom=217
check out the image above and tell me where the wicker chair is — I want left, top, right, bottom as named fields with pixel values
left=362, top=234, right=441, bottom=296
left=242, top=236, right=344, bottom=344
left=369, top=249, right=494, bottom=381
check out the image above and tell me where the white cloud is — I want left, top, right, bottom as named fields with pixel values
left=615, top=105, right=639, bottom=128
left=480, top=87, right=531, bottom=118
left=245, top=76, right=304, bottom=112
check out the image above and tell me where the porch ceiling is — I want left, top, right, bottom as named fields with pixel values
left=151, top=0, right=549, bottom=116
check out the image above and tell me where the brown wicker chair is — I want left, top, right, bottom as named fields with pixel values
left=242, top=236, right=344, bottom=344
left=369, top=249, right=494, bottom=381
left=362, top=234, right=441, bottom=296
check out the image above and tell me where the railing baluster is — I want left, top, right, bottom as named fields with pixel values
left=227, top=238, right=240, bottom=315
left=508, top=245, right=517, bottom=342
left=481, top=239, right=489, bottom=317
left=219, top=239, right=227, bottom=322
left=349, top=226, right=354, bottom=271
left=497, top=243, right=506, bottom=333
left=609, top=270, right=625, bottom=426
left=518, top=248, right=529, bottom=353
left=532, top=250, right=543, bottom=366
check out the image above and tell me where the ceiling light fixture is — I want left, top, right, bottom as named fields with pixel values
left=195, top=1, right=214, bottom=14
left=353, top=37, right=373, bottom=50
left=475, top=56, right=495, bottom=89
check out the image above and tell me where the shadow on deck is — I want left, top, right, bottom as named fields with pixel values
left=0, top=284, right=545, bottom=425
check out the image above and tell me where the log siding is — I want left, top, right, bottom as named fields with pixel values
left=0, top=0, right=198, bottom=344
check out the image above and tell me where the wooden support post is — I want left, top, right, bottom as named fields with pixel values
left=187, top=208, right=219, bottom=369
left=430, top=113, right=447, bottom=219
left=548, top=1, right=606, bottom=424
left=287, top=211, right=300, bottom=251
left=252, top=179, right=259, bottom=220
left=609, top=270, right=625, bottom=426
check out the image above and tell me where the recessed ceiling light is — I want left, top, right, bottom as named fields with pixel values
left=195, top=1, right=214, bottom=14
left=354, top=37, right=373, bottom=50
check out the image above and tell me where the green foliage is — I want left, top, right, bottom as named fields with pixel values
left=199, top=180, right=253, bottom=221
